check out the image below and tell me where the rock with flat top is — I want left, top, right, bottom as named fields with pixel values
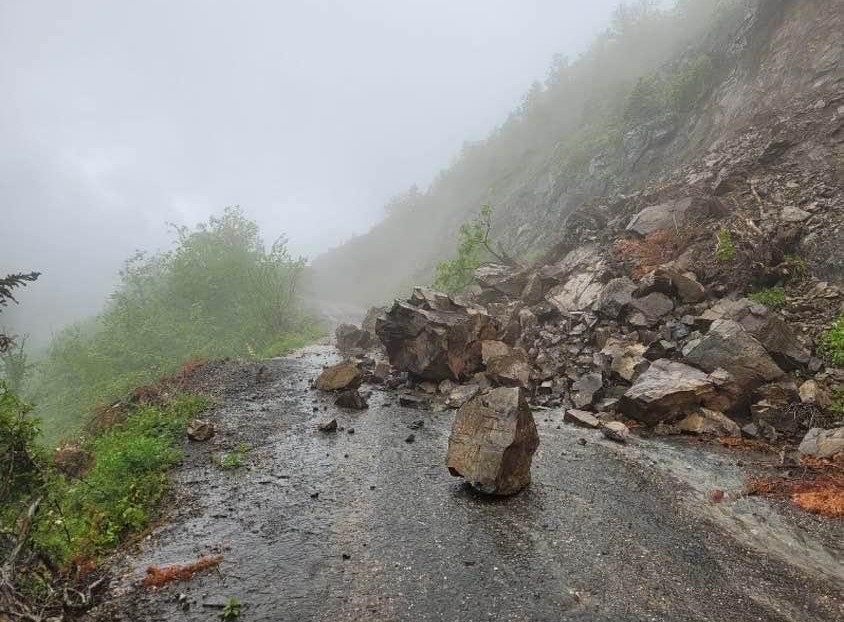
left=315, top=361, right=363, bottom=391
left=798, top=427, right=844, bottom=459
left=447, top=387, right=539, bottom=495
left=564, top=409, right=601, bottom=429
left=683, top=319, right=783, bottom=390
left=485, top=348, right=532, bottom=388
left=677, top=409, right=740, bottom=438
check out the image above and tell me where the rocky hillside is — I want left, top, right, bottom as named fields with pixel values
left=311, top=0, right=842, bottom=305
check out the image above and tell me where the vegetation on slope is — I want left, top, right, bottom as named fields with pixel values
left=26, top=207, right=322, bottom=444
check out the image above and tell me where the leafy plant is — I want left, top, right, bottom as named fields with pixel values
left=28, top=208, right=323, bottom=444
left=433, top=205, right=513, bottom=294
left=222, top=597, right=242, bottom=620
left=820, top=315, right=844, bottom=366
left=749, top=287, right=786, bottom=309
left=715, top=228, right=736, bottom=261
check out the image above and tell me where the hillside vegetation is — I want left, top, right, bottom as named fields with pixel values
left=16, top=207, right=321, bottom=445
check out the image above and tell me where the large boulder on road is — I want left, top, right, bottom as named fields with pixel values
left=335, top=323, right=374, bottom=355
left=376, top=288, right=499, bottom=381
left=447, top=387, right=539, bottom=495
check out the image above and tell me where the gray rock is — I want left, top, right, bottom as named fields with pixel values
left=318, top=419, right=338, bottom=433
left=447, top=388, right=539, bottom=495
left=486, top=348, right=532, bottom=388
left=601, top=421, right=630, bottom=443
left=335, top=389, right=368, bottom=410
left=628, top=293, right=674, bottom=327
left=798, top=380, right=832, bottom=409
left=564, top=409, right=601, bottom=429
left=780, top=206, right=811, bottom=223
left=481, top=340, right=511, bottom=364
left=446, top=384, right=481, bottom=409
left=798, top=427, right=844, bottom=459
left=571, top=372, right=604, bottom=409
left=596, top=277, right=636, bottom=319
left=682, top=319, right=784, bottom=390
left=619, top=359, right=724, bottom=424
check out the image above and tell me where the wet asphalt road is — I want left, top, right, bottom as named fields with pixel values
left=94, top=346, right=843, bottom=622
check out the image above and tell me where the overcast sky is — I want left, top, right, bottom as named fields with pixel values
left=1, top=0, right=624, bottom=339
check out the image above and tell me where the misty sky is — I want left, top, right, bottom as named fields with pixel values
left=2, top=0, right=625, bottom=338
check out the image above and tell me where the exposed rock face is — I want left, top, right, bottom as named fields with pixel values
left=376, top=287, right=499, bottom=381
left=446, top=388, right=539, bottom=495
left=619, top=359, right=725, bottom=424
left=682, top=319, right=784, bottom=389
left=798, top=427, right=844, bottom=459
left=315, top=361, right=363, bottom=391
left=475, top=264, right=530, bottom=299
left=335, top=389, right=368, bottom=410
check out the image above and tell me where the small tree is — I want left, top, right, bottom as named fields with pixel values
left=0, top=272, right=39, bottom=354
left=433, top=205, right=513, bottom=294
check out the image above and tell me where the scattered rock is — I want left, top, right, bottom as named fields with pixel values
left=318, top=419, right=338, bottom=433
left=399, top=395, right=430, bottom=410
left=564, top=409, right=600, bottom=429
left=780, top=206, right=811, bottom=223
left=596, top=277, right=636, bottom=319
left=601, top=421, right=630, bottom=443
left=446, top=384, right=481, bottom=409
left=481, top=340, right=511, bottom=364
left=676, top=409, right=741, bottom=438
left=186, top=418, right=215, bottom=442
left=571, top=373, right=603, bottom=409
left=315, top=361, right=363, bottom=391
left=798, top=427, right=844, bottom=459
left=405, top=434, right=416, bottom=444
left=627, top=292, right=674, bottom=327
left=334, top=389, right=368, bottom=410
left=446, top=387, right=539, bottom=495
left=798, top=380, right=832, bottom=409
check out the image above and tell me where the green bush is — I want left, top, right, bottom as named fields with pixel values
left=33, top=394, right=209, bottom=563
left=668, top=55, right=714, bottom=112
left=820, top=315, right=844, bottom=366
left=749, top=287, right=786, bottom=309
left=434, top=205, right=507, bottom=294
left=29, top=207, right=323, bottom=444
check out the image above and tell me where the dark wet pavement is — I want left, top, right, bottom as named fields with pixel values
left=94, top=346, right=843, bottom=621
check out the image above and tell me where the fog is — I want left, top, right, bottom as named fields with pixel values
left=2, top=0, right=624, bottom=342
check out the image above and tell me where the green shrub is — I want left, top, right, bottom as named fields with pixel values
left=434, top=205, right=509, bottom=294
left=0, top=383, right=45, bottom=528
left=820, top=315, right=844, bottom=366
left=668, top=55, right=714, bottom=112
left=29, top=207, right=323, bottom=444
left=33, top=394, right=209, bottom=563
left=715, top=229, right=736, bottom=261
left=749, top=287, right=787, bottom=309
left=624, top=74, right=668, bottom=124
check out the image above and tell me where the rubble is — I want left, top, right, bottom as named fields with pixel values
left=798, top=427, right=844, bottom=459
left=186, top=418, right=215, bottom=442
left=335, top=389, right=368, bottom=410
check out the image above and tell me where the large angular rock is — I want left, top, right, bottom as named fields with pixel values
left=447, top=388, right=539, bottom=495
left=619, top=359, right=725, bottom=424
left=596, top=339, right=649, bottom=383
left=485, top=348, right=532, bottom=388
left=315, top=361, right=363, bottom=391
left=694, top=299, right=809, bottom=370
left=546, top=271, right=604, bottom=313
left=683, top=319, right=784, bottom=390
left=376, top=288, right=499, bottom=381
left=798, top=427, right=844, bottom=459
left=571, top=373, right=604, bottom=409
left=627, top=292, right=674, bottom=327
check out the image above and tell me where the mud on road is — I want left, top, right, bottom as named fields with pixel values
left=92, top=346, right=843, bottom=622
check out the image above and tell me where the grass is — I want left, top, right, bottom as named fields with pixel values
left=820, top=314, right=844, bottom=366
left=219, top=442, right=250, bottom=470
left=33, top=394, right=210, bottom=564
left=715, top=228, right=736, bottom=261
left=222, top=597, right=242, bottom=620
left=748, top=286, right=787, bottom=309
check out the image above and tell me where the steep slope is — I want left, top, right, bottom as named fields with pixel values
left=311, top=0, right=842, bottom=307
